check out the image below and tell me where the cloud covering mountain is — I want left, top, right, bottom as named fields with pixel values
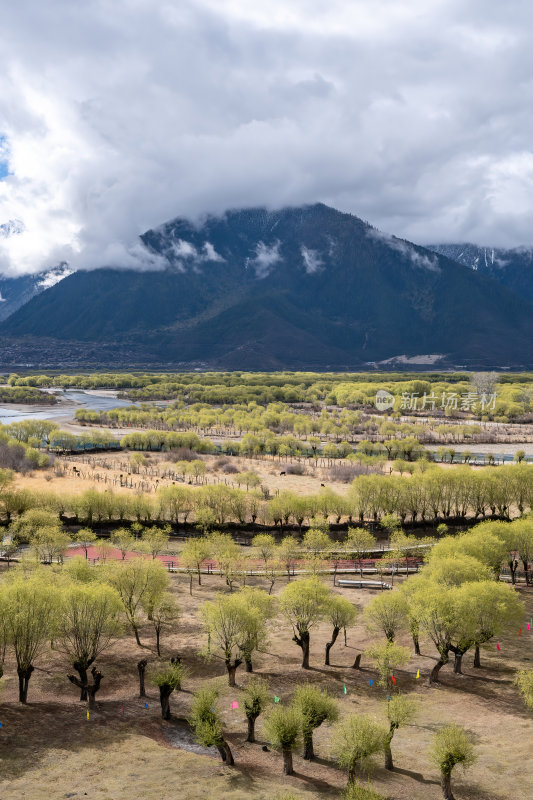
left=1, top=1, right=533, bottom=276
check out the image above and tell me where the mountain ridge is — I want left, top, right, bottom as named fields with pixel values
left=2, top=203, right=533, bottom=369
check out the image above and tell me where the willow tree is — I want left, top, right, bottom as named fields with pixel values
left=105, top=557, right=169, bottom=646
left=2, top=576, right=58, bottom=702
left=363, top=591, right=407, bottom=643
left=325, top=595, right=357, bottom=666
left=242, top=676, right=270, bottom=743
left=279, top=577, right=331, bottom=668
left=263, top=705, right=302, bottom=775
left=430, top=724, right=476, bottom=800
left=57, top=582, right=122, bottom=701
left=190, top=687, right=234, bottom=765
left=383, top=694, right=418, bottom=770
left=292, top=685, right=339, bottom=760
left=331, top=714, right=387, bottom=785
left=201, top=593, right=263, bottom=686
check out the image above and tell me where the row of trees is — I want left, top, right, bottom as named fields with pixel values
left=5, top=463, right=533, bottom=532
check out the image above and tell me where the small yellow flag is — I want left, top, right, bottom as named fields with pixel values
left=86, top=710, right=90, bottom=720
left=416, top=669, right=420, bottom=679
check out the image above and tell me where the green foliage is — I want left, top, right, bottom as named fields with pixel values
left=292, top=685, right=339, bottom=733
left=514, top=669, right=533, bottom=710
left=331, top=714, right=388, bottom=777
left=429, top=723, right=476, bottom=776
left=242, top=676, right=270, bottom=720
left=152, top=659, right=189, bottom=691
left=263, top=705, right=302, bottom=751
left=343, top=783, right=387, bottom=800
left=189, top=687, right=225, bottom=749
left=365, top=641, right=410, bottom=688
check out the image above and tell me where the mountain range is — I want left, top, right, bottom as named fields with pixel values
left=1, top=204, right=533, bottom=369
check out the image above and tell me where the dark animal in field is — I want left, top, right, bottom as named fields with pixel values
left=321, top=483, right=325, bottom=487
left=279, top=471, right=286, bottom=475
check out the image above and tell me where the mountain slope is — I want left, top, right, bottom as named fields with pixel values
left=3, top=204, right=533, bottom=368
left=428, top=243, right=533, bottom=305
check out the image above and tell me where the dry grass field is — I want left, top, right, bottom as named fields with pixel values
left=1, top=569, right=532, bottom=800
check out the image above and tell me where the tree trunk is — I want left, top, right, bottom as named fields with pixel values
left=226, top=658, right=242, bottom=687
left=294, top=631, right=311, bottom=669
left=384, top=740, right=394, bottom=771
left=352, top=653, right=362, bottom=670
left=473, top=644, right=481, bottom=668
left=282, top=747, right=294, bottom=775
left=245, top=658, right=253, bottom=673
left=246, top=716, right=256, bottom=743
left=440, top=770, right=454, bottom=800
left=223, top=740, right=234, bottom=766
left=156, top=628, right=161, bottom=657
left=133, top=625, right=142, bottom=647
left=159, top=685, right=172, bottom=719
left=17, top=665, right=34, bottom=704
left=137, top=658, right=148, bottom=697
left=303, top=730, right=314, bottom=760
left=73, top=661, right=90, bottom=701
left=68, top=666, right=102, bottom=710
left=429, top=654, right=448, bottom=685
left=412, top=633, right=421, bottom=656
left=523, top=560, right=529, bottom=586
left=217, top=744, right=227, bottom=762
left=325, top=626, right=340, bottom=666
left=453, top=652, right=465, bottom=674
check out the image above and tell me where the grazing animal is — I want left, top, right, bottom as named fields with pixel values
left=279, top=471, right=286, bottom=476
left=320, top=483, right=325, bottom=487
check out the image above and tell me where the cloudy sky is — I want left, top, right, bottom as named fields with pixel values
left=1, top=0, right=533, bottom=275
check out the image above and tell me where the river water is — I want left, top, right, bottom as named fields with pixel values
left=0, top=390, right=134, bottom=426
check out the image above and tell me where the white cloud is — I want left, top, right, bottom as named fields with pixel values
left=301, top=245, right=324, bottom=274
left=0, top=0, right=533, bottom=275
left=250, top=241, right=282, bottom=278
left=368, top=228, right=440, bottom=272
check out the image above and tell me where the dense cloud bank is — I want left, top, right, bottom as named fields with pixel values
left=1, top=0, right=533, bottom=274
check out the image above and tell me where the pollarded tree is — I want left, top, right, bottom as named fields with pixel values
left=2, top=576, right=59, bottom=702
left=189, top=687, right=235, bottom=765
left=514, top=669, right=533, bottom=710
left=383, top=694, right=418, bottom=770
left=279, top=577, right=332, bottom=668
left=153, top=657, right=189, bottom=720
left=144, top=592, right=180, bottom=657
left=292, top=685, right=339, bottom=760
left=452, top=580, right=523, bottom=672
left=429, top=723, right=476, bottom=800
left=346, top=527, right=377, bottom=577
left=141, top=525, right=170, bottom=559
left=56, top=582, right=122, bottom=701
left=73, top=528, right=97, bottom=559
left=363, top=591, right=407, bottom=643
left=236, top=586, right=274, bottom=672
left=325, top=595, right=357, bottom=666
left=105, top=557, right=169, bottom=646
left=252, top=533, right=277, bottom=571
left=242, top=676, right=270, bottom=742
left=277, top=535, right=300, bottom=581
left=209, top=532, right=241, bottom=591
left=263, top=705, right=302, bottom=775
left=201, top=594, right=262, bottom=686
left=180, top=536, right=211, bottom=591
left=331, top=714, right=387, bottom=785
left=365, top=641, right=410, bottom=689
left=111, top=527, right=136, bottom=560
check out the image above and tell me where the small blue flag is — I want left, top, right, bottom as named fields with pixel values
left=369, top=679, right=374, bottom=686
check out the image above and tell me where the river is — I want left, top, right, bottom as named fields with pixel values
left=0, top=390, right=135, bottom=426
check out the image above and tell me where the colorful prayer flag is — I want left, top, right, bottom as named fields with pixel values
left=391, top=675, right=396, bottom=685
left=496, top=641, right=501, bottom=651
left=416, top=669, right=420, bottom=679
left=231, top=701, right=239, bottom=709
left=527, top=623, right=531, bottom=631
left=519, top=628, right=522, bottom=636
left=343, top=685, right=347, bottom=694
left=369, top=679, right=374, bottom=686
left=274, top=696, right=280, bottom=703
left=86, top=710, right=90, bottom=721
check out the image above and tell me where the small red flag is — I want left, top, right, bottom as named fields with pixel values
left=391, top=675, right=396, bottom=685
left=496, top=642, right=501, bottom=651
left=519, top=629, right=522, bottom=636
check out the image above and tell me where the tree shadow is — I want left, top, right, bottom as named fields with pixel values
left=392, top=766, right=440, bottom=786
